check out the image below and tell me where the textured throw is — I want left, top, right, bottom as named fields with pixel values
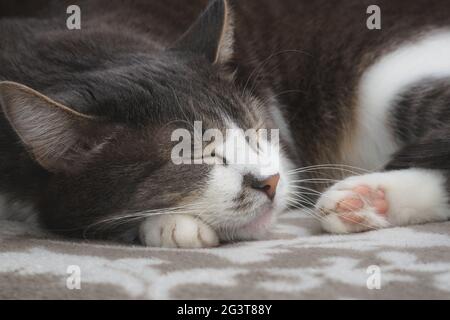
left=1, top=211, right=450, bottom=299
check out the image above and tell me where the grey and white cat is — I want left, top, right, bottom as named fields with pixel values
left=0, top=0, right=449, bottom=248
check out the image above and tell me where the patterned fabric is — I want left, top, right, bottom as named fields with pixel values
left=1, top=211, right=450, bottom=299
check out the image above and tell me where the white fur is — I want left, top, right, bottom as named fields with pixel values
left=140, top=214, right=219, bottom=248
left=318, top=169, right=450, bottom=234
left=202, top=121, right=293, bottom=240
left=345, top=30, right=450, bottom=170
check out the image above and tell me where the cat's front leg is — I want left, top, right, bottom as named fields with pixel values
left=316, top=168, right=450, bottom=233
left=139, top=214, right=219, bottom=248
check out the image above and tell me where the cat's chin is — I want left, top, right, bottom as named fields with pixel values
left=219, top=204, right=278, bottom=241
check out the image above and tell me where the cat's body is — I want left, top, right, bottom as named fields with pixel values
left=0, top=0, right=449, bottom=247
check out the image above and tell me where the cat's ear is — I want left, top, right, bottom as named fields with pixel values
left=172, top=0, right=234, bottom=64
left=0, top=81, right=111, bottom=173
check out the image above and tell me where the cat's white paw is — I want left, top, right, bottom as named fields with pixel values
left=316, top=179, right=390, bottom=233
left=139, top=214, right=219, bottom=248
left=316, top=169, right=450, bottom=234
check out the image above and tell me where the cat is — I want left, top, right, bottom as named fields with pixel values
left=0, top=0, right=449, bottom=248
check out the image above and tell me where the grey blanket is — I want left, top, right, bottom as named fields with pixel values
left=1, top=210, right=450, bottom=299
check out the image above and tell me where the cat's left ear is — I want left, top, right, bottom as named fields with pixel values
left=172, top=0, right=234, bottom=64
left=0, top=81, right=113, bottom=173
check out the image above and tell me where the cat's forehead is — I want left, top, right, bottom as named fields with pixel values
left=129, top=54, right=264, bottom=128
left=142, top=75, right=264, bottom=131
left=60, top=53, right=266, bottom=131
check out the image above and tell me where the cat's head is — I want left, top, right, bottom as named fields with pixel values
left=0, top=0, right=294, bottom=243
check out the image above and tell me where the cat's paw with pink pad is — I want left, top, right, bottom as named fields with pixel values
left=337, top=185, right=389, bottom=217
left=316, top=177, right=391, bottom=233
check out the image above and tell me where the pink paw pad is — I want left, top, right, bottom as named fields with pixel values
left=336, top=185, right=388, bottom=224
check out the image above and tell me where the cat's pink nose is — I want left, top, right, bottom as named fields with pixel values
left=253, top=173, right=280, bottom=201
